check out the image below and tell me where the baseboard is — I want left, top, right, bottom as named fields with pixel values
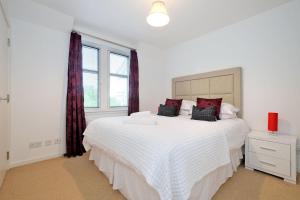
left=9, top=153, right=63, bottom=169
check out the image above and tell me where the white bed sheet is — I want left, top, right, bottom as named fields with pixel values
left=83, top=115, right=250, bottom=200
left=175, top=115, right=249, bottom=150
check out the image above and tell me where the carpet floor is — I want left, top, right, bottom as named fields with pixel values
left=0, top=153, right=299, bottom=200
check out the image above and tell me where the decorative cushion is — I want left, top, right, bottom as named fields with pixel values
left=196, top=98, right=222, bottom=120
left=191, top=106, right=217, bottom=121
left=158, top=104, right=177, bottom=117
left=165, top=98, right=183, bottom=116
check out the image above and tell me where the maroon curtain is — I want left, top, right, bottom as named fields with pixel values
left=65, top=32, right=86, bottom=157
left=128, top=50, right=139, bottom=115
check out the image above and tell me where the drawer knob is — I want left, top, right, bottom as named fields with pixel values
left=260, top=146, right=276, bottom=152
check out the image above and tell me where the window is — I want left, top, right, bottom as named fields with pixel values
left=82, top=39, right=130, bottom=112
left=109, top=53, right=129, bottom=107
left=82, top=45, right=99, bottom=108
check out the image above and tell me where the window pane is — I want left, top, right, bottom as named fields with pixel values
left=83, top=72, right=98, bottom=107
left=110, top=76, right=128, bottom=107
left=83, top=46, right=98, bottom=71
left=110, top=53, right=128, bottom=75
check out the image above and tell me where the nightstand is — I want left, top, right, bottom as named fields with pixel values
left=245, top=131, right=297, bottom=184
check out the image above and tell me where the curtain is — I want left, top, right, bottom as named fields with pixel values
left=128, top=50, right=139, bottom=115
left=65, top=32, right=86, bottom=157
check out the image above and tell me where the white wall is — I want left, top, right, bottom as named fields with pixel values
left=7, top=0, right=167, bottom=167
left=138, top=43, right=166, bottom=113
left=8, top=0, right=73, bottom=167
left=164, top=0, right=300, bottom=166
left=5, top=0, right=72, bottom=33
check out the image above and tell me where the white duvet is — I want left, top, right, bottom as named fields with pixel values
left=83, top=115, right=249, bottom=200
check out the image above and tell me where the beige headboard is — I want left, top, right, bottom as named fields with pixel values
left=172, top=67, right=242, bottom=117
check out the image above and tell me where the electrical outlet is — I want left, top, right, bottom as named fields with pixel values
left=44, top=140, right=52, bottom=146
left=29, top=141, right=42, bottom=149
left=54, top=138, right=61, bottom=145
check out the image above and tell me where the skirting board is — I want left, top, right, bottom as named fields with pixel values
left=9, top=153, right=63, bottom=169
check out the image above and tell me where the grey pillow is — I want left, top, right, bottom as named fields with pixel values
left=158, top=104, right=177, bottom=117
left=191, top=106, right=216, bottom=121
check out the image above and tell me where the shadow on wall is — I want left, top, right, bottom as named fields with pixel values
left=279, top=119, right=292, bottom=134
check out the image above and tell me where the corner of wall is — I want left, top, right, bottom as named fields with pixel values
left=6, top=0, right=74, bottom=33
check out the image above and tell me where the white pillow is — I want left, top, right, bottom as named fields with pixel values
left=219, top=113, right=237, bottom=120
left=180, top=100, right=196, bottom=115
left=220, top=103, right=240, bottom=115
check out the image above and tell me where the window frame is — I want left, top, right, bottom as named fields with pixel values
left=82, top=45, right=100, bottom=109
left=82, top=38, right=130, bottom=113
left=108, top=51, right=130, bottom=108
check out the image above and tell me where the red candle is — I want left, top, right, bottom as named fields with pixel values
left=268, top=112, right=278, bottom=132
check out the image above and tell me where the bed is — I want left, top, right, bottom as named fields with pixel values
left=83, top=67, right=250, bottom=200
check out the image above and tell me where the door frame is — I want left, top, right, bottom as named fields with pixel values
left=0, top=0, right=11, bottom=188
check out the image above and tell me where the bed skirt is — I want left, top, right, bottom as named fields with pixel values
left=89, top=146, right=243, bottom=200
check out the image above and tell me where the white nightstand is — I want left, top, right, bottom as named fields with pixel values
left=245, top=131, right=297, bottom=184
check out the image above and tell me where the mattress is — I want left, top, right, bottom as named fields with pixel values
left=83, top=115, right=250, bottom=200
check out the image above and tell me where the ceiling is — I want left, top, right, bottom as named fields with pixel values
left=32, top=0, right=291, bottom=47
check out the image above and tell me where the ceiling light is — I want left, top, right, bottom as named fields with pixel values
left=147, top=1, right=170, bottom=27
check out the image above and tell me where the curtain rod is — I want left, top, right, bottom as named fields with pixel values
left=73, top=30, right=136, bottom=51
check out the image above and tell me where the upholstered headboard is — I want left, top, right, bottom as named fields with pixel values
left=172, top=67, right=242, bottom=117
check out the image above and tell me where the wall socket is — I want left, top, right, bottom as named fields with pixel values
left=44, top=140, right=52, bottom=146
left=29, top=141, right=42, bottom=149
left=29, top=138, right=61, bottom=149
left=54, top=138, right=61, bottom=144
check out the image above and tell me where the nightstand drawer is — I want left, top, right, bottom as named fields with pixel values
left=249, top=152, right=290, bottom=177
left=249, top=138, right=290, bottom=160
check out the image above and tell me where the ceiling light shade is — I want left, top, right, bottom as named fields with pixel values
left=147, top=1, right=170, bottom=27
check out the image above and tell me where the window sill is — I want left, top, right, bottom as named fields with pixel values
left=85, top=108, right=128, bottom=114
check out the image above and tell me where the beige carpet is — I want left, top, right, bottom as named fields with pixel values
left=0, top=153, right=299, bottom=200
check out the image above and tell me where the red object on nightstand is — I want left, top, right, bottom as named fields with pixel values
left=268, top=112, right=278, bottom=132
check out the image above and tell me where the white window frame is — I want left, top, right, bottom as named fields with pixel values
left=82, top=45, right=100, bottom=109
left=82, top=36, right=130, bottom=114
left=108, top=51, right=130, bottom=108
